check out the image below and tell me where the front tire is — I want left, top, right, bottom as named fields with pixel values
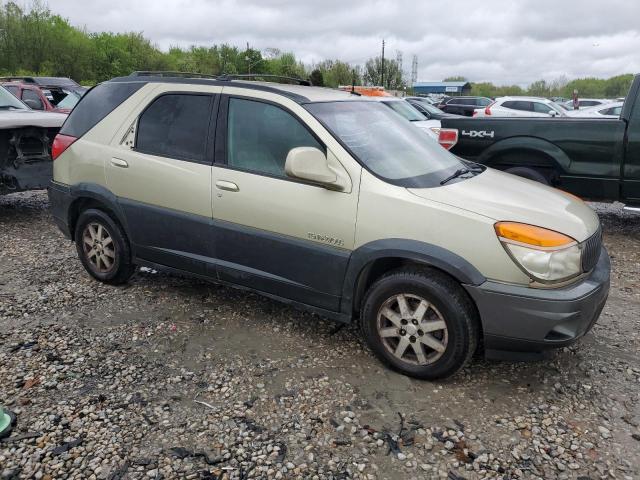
left=74, top=208, right=134, bottom=285
left=360, top=267, right=479, bottom=380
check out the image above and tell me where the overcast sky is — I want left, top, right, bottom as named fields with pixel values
left=49, top=0, right=640, bottom=86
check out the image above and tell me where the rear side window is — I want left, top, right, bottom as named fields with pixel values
left=60, top=82, right=144, bottom=138
left=504, top=101, right=532, bottom=111
left=136, top=94, right=213, bottom=163
left=477, top=98, right=492, bottom=107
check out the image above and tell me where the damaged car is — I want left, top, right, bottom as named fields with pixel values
left=0, top=86, right=67, bottom=195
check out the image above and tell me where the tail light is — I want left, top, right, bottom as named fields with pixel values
left=484, top=101, right=496, bottom=116
left=438, top=128, right=458, bottom=150
left=52, top=134, right=77, bottom=160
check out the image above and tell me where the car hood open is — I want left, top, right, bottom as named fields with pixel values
left=407, top=167, right=600, bottom=242
left=0, top=110, right=67, bottom=129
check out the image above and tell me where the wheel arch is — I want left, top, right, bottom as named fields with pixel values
left=478, top=137, right=570, bottom=175
left=341, top=239, right=486, bottom=318
left=67, top=183, right=129, bottom=238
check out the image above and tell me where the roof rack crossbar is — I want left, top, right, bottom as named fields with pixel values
left=217, top=74, right=311, bottom=86
left=129, top=71, right=218, bottom=79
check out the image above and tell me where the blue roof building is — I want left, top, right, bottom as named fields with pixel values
left=412, top=81, right=471, bottom=95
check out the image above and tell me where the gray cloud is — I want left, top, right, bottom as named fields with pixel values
left=49, top=0, right=640, bottom=85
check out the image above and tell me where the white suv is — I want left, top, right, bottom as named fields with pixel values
left=474, top=96, right=567, bottom=118
left=48, top=73, right=609, bottom=379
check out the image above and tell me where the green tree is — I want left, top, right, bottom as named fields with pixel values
left=443, top=76, right=467, bottom=82
left=309, top=69, right=324, bottom=86
left=363, top=57, right=405, bottom=89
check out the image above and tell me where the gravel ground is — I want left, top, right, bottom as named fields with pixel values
left=1, top=191, right=639, bottom=480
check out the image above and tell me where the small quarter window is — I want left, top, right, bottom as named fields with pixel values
left=137, top=94, right=212, bottom=163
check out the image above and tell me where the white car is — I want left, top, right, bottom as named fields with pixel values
left=473, top=96, right=567, bottom=118
left=566, top=101, right=623, bottom=118
left=560, top=98, right=608, bottom=111
left=370, top=96, right=441, bottom=139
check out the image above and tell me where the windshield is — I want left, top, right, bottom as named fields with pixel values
left=414, top=101, right=446, bottom=116
left=547, top=101, right=567, bottom=115
left=382, top=100, right=426, bottom=121
left=56, top=91, right=82, bottom=109
left=306, top=101, right=470, bottom=188
left=0, top=86, right=28, bottom=110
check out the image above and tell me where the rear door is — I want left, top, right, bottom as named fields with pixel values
left=105, top=86, right=220, bottom=274
left=210, top=89, right=361, bottom=311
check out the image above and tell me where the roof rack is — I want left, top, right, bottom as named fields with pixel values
left=217, top=74, right=311, bottom=86
left=129, top=71, right=218, bottom=79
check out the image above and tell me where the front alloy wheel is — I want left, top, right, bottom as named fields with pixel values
left=360, top=267, right=479, bottom=380
left=377, top=293, right=448, bottom=365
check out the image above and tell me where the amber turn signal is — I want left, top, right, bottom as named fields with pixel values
left=494, top=222, right=574, bottom=248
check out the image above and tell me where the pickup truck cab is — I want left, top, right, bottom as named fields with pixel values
left=439, top=75, right=640, bottom=207
left=49, top=73, right=609, bottom=379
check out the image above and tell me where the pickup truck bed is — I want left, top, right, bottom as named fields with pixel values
left=440, top=75, right=640, bottom=206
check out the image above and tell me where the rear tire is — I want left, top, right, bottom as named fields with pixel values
left=360, top=267, right=479, bottom=380
left=74, top=208, right=134, bottom=285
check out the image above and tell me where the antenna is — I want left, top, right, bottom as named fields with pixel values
left=381, top=39, right=385, bottom=88
left=411, top=55, right=418, bottom=86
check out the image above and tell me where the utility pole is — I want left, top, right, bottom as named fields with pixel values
left=381, top=39, right=385, bottom=88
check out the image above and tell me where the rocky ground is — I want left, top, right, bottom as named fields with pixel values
left=0, top=191, right=639, bottom=480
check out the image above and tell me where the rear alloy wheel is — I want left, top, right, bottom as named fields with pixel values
left=82, top=222, right=116, bottom=274
left=361, top=267, right=479, bottom=380
left=74, top=208, right=134, bottom=285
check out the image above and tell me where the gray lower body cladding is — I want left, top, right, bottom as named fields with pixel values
left=1, top=126, right=58, bottom=194
left=50, top=181, right=611, bottom=360
left=465, top=248, right=610, bottom=358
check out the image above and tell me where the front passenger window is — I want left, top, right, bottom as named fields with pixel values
left=227, top=98, right=323, bottom=177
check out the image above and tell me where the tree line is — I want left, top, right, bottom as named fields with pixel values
left=445, top=75, right=634, bottom=99
left=0, top=1, right=634, bottom=98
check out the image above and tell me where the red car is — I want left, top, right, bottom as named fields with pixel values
left=0, top=76, right=87, bottom=114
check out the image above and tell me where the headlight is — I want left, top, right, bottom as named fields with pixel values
left=495, top=222, right=582, bottom=283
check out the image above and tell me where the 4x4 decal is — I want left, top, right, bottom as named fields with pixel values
left=461, top=129, right=495, bottom=139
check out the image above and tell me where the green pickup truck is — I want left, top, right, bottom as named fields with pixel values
left=439, top=74, right=640, bottom=208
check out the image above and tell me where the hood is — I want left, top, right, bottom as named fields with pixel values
left=0, top=110, right=67, bottom=129
left=408, top=168, right=599, bottom=242
left=412, top=120, right=441, bottom=139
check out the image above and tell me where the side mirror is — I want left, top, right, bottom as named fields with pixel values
left=23, top=98, right=44, bottom=110
left=548, top=110, right=557, bottom=117
left=285, top=147, right=348, bottom=190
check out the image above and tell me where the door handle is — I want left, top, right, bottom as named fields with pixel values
left=215, top=180, right=239, bottom=192
left=111, top=158, right=129, bottom=168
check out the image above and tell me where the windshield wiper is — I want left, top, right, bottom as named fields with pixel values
left=440, top=168, right=471, bottom=185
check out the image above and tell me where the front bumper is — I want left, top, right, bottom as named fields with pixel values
left=47, top=181, right=73, bottom=239
left=465, top=248, right=610, bottom=360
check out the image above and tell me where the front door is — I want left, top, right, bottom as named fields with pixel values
left=106, top=90, right=219, bottom=274
left=211, top=93, right=360, bottom=311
